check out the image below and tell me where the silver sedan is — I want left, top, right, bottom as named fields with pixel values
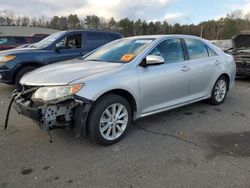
left=10, top=35, right=236, bottom=145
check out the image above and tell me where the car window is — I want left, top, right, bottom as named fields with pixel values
left=107, top=33, right=121, bottom=41
left=56, top=33, right=82, bottom=49
left=34, top=31, right=66, bottom=49
left=84, top=38, right=154, bottom=63
left=0, top=37, right=13, bottom=45
left=206, top=45, right=218, bottom=57
left=30, top=36, right=44, bottom=43
left=87, top=32, right=108, bottom=42
left=185, top=39, right=208, bottom=60
left=14, top=37, right=27, bottom=44
left=149, top=38, right=184, bottom=63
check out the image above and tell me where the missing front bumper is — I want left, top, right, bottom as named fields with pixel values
left=13, top=98, right=40, bottom=122
left=13, top=97, right=79, bottom=129
left=7, top=91, right=93, bottom=137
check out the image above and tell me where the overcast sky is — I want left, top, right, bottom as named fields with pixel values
left=0, top=0, right=249, bottom=24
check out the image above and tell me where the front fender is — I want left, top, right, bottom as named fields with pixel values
left=75, top=76, right=140, bottom=112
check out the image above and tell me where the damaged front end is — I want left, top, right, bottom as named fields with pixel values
left=5, top=86, right=92, bottom=137
left=231, top=32, right=250, bottom=76
left=233, top=54, right=250, bottom=76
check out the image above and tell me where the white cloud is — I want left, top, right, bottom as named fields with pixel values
left=1, top=0, right=250, bottom=24
left=211, top=0, right=250, bottom=21
left=164, top=12, right=190, bottom=24
left=225, top=0, right=250, bottom=16
left=70, top=0, right=177, bottom=21
left=0, top=0, right=177, bottom=21
left=242, top=0, right=250, bottom=14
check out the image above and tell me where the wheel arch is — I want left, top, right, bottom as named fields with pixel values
left=13, top=62, right=43, bottom=82
left=219, top=73, right=230, bottom=91
left=94, top=89, right=137, bottom=114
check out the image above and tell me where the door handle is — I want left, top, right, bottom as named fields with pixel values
left=215, top=60, right=221, bottom=65
left=181, top=66, right=190, bottom=72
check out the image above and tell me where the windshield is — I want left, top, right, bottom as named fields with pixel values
left=0, top=37, right=12, bottom=45
left=83, top=38, right=154, bottom=63
left=32, top=31, right=65, bottom=49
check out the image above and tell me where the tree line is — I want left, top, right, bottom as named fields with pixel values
left=0, top=9, right=250, bottom=40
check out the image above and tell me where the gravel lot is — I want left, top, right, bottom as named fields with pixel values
left=0, top=78, right=250, bottom=188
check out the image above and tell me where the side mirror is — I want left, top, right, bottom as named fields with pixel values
left=140, top=55, right=164, bottom=67
left=146, top=55, right=164, bottom=65
left=55, top=42, right=65, bottom=52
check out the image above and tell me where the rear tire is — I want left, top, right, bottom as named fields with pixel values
left=208, top=76, right=228, bottom=105
left=87, top=94, right=132, bottom=146
left=15, top=66, right=37, bottom=91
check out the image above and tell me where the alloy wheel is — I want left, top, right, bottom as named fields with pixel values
left=214, top=79, right=227, bottom=102
left=99, top=103, right=128, bottom=141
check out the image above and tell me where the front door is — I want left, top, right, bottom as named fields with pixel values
left=48, top=32, right=84, bottom=64
left=137, top=38, right=190, bottom=114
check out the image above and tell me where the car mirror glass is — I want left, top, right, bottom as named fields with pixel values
left=55, top=42, right=65, bottom=51
left=146, top=55, right=164, bottom=65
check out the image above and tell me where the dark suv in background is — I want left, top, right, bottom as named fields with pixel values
left=0, top=34, right=49, bottom=51
left=0, top=30, right=122, bottom=89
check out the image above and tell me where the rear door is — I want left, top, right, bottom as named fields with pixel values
left=138, top=38, right=190, bottom=114
left=84, top=31, right=109, bottom=52
left=183, top=38, right=220, bottom=99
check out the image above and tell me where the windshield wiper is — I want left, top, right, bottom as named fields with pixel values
left=85, top=59, right=101, bottom=61
left=29, top=45, right=37, bottom=48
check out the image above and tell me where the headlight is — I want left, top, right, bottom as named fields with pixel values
left=0, top=55, right=16, bottom=63
left=32, top=84, right=83, bottom=102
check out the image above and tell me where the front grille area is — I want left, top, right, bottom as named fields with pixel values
left=22, top=86, right=39, bottom=97
left=15, top=86, right=40, bottom=107
left=234, top=55, right=250, bottom=63
left=236, top=61, right=250, bottom=68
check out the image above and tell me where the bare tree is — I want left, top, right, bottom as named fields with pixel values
left=227, top=10, right=243, bottom=20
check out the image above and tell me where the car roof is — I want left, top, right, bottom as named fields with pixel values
left=125, top=34, right=204, bottom=40
left=64, top=29, right=121, bottom=35
left=0, top=35, right=47, bottom=38
left=0, top=36, right=28, bottom=37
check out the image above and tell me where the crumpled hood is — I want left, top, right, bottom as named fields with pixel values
left=20, top=59, right=123, bottom=86
left=233, top=34, right=250, bottom=49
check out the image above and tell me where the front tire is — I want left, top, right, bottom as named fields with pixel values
left=208, top=76, right=228, bottom=105
left=87, top=94, right=132, bottom=146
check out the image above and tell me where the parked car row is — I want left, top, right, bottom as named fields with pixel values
left=3, top=32, right=236, bottom=145
left=0, top=34, right=49, bottom=51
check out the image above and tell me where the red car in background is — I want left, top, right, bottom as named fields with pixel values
left=0, top=34, right=49, bottom=51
